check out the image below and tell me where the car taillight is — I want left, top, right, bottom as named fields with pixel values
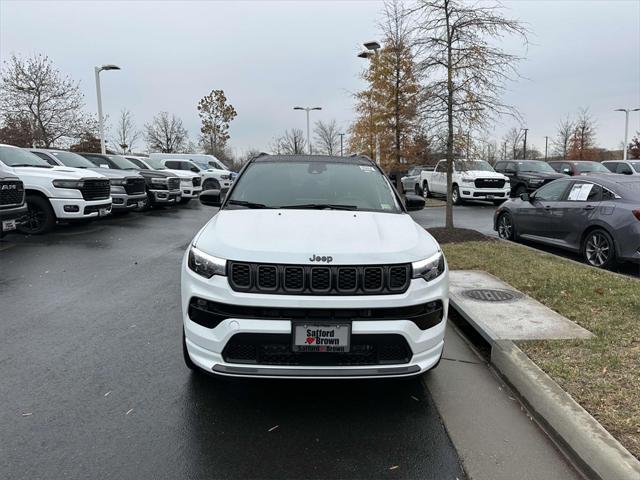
left=633, top=209, right=640, bottom=221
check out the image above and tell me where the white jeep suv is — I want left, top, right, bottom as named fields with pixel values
left=181, top=154, right=448, bottom=379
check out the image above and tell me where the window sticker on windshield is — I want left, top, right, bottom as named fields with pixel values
left=568, top=183, right=593, bottom=201
left=381, top=203, right=392, bottom=210
left=360, top=166, right=375, bottom=172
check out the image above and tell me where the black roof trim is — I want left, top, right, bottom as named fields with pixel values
left=252, top=154, right=375, bottom=165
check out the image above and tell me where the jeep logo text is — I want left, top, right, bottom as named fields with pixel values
left=309, top=254, right=333, bottom=263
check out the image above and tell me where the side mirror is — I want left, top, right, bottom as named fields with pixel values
left=190, top=166, right=200, bottom=173
left=520, top=192, right=530, bottom=202
left=405, top=194, right=425, bottom=211
left=562, top=168, right=571, bottom=175
left=624, top=170, right=633, bottom=175
left=200, top=189, right=223, bottom=207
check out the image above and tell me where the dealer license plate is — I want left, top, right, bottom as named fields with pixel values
left=98, top=208, right=109, bottom=217
left=293, top=324, right=351, bottom=352
left=2, top=219, right=16, bottom=232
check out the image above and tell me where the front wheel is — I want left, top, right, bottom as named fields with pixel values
left=451, top=185, right=462, bottom=205
left=202, top=178, right=220, bottom=190
left=582, top=229, right=616, bottom=269
left=17, top=195, right=56, bottom=235
left=497, top=212, right=516, bottom=240
left=422, top=181, right=431, bottom=198
left=414, top=184, right=423, bottom=196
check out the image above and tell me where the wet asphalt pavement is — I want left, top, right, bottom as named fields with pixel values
left=0, top=204, right=465, bottom=480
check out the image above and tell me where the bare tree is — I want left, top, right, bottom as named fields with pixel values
left=410, top=0, right=528, bottom=228
left=112, top=109, right=141, bottom=153
left=568, top=107, right=597, bottom=160
left=503, top=127, right=524, bottom=159
left=279, top=128, right=307, bottom=155
left=553, top=115, right=574, bottom=159
left=144, top=112, right=188, bottom=153
left=314, top=120, right=341, bottom=155
left=0, top=53, right=96, bottom=147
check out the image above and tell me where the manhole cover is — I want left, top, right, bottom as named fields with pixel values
left=461, top=288, right=522, bottom=302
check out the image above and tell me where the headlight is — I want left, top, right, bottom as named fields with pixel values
left=52, top=179, right=83, bottom=189
left=150, top=177, right=168, bottom=185
left=109, top=178, right=126, bottom=186
left=187, top=246, right=227, bottom=279
left=220, top=174, right=230, bottom=180
left=412, top=252, right=446, bottom=282
left=461, top=177, right=474, bottom=183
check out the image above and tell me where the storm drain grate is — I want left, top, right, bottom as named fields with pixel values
left=461, top=288, right=523, bottom=303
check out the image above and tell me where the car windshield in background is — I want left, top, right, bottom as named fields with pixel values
left=630, top=161, right=640, bottom=173
left=227, top=161, right=401, bottom=213
left=51, top=151, right=95, bottom=168
left=575, top=162, right=609, bottom=173
left=107, top=155, right=140, bottom=170
left=455, top=160, right=494, bottom=171
left=517, top=161, right=556, bottom=173
left=145, top=157, right=167, bottom=169
left=0, top=146, right=52, bottom=167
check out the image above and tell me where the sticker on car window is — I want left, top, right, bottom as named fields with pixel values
left=567, top=183, right=593, bottom=201
left=360, top=166, right=375, bottom=172
left=380, top=203, right=392, bottom=210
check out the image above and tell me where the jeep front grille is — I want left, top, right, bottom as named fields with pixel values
left=227, top=262, right=411, bottom=295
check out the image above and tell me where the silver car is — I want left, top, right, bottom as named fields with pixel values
left=494, top=175, right=640, bottom=268
left=401, top=165, right=434, bottom=195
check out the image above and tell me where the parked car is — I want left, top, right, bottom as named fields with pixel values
left=602, top=160, right=640, bottom=176
left=419, top=159, right=510, bottom=205
left=401, top=165, right=434, bottom=195
left=30, top=149, right=147, bottom=213
left=181, top=153, right=446, bottom=379
left=149, top=153, right=234, bottom=190
left=79, top=153, right=182, bottom=207
left=0, top=167, right=27, bottom=237
left=494, top=175, right=640, bottom=268
left=494, top=160, right=566, bottom=198
left=125, top=156, right=202, bottom=203
left=0, top=144, right=111, bottom=234
left=548, top=160, right=611, bottom=176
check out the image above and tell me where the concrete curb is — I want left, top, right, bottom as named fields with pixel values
left=491, top=340, right=640, bottom=480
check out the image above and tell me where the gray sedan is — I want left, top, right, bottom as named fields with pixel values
left=493, top=175, right=640, bottom=268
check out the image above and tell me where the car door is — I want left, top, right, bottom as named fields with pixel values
left=516, top=180, right=571, bottom=240
left=552, top=181, right=603, bottom=249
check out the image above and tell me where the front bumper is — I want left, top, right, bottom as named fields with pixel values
left=180, top=185, right=202, bottom=198
left=50, top=198, right=112, bottom=219
left=459, top=185, right=510, bottom=200
left=149, top=189, right=181, bottom=204
left=111, top=192, right=147, bottom=210
left=181, top=255, right=448, bottom=379
left=0, top=204, right=27, bottom=235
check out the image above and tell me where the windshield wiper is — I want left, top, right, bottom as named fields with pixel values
left=12, top=163, right=51, bottom=168
left=279, top=203, right=358, bottom=211
left=227, top=200, right=273, bottom=209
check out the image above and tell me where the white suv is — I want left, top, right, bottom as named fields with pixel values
left=181, top=154, right=448, bottom=379
left=0, top=144, right=112, bottom=234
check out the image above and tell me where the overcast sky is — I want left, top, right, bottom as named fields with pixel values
left=1, top=0, right=639, bottom=156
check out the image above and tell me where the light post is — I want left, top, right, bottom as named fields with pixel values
left=338, top=133, right=345, bottom=156
left=521, top=128, right=529, bottom=159
left=293, top=106, right=321, bottom=154
left=614, top=108, right=640, bottom=160
left=94, top=64, right=120, bottom=154
left=544, top=136, right=549, bottom=160
left=357, top=41, right=381, bottom=163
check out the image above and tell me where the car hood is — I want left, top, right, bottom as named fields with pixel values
left=518, top=171, right=566, bottom=180
left=161, top=168, right=197, bottom=179
left=193, top=209, right=441, bottom=264
left=136, top=170, right=178, bottom=179
left=459, top=170, right=508, bottom=180
left=85, top=167, right=141, bottom=179
left=10, top=165, right=106, bottom=180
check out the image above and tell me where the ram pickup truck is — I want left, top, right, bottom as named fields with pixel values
left=494, top=160, right=567, bottom=198
left=419, top=159, right=511, bottom=205
left=149, top=153, right=234, bottom=190
left=30, top=149, right=147, bottom=212
left=0, top=144, right=112, bottom=234
left=125, top=156, right=202, bottom=203
left=79, top=153, right=182, bottom=207
left=0, top=168, right=27, bottom=237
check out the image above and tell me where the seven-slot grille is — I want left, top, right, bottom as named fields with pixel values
left=192, top=177, right=201, bottom=187
left=167, top=177, right=180, bottom=191
left=79, top=179, right=110, bottom=200
left=227, top=261, right=412, bottom=295
left=124, top=177, right=146, bottom=194
left=0, top=179, right=25, bottom=207
left=474, top=178, right=505, bottom=189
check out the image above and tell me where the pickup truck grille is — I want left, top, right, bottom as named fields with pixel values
left=192, top=177, right=201, bottom=187
left=0, top=180, right=25, bottom=207
left=80, top=179, right=111, bottom=200
left=124, top=177, right=146, bottom=194
left=475, top=178, right=505, bottom=189
left=228, top=262, right=411, bottom=295
left=168, top=178, right=180, bottom=191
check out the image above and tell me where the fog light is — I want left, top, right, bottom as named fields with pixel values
left=463, top=190, right=470, bottom=195
left=63, top=205, right=79, bottom=212
left=113, top=198, right=124, bottom=205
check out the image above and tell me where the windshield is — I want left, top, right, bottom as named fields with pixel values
left=630, top=161, right=640, bottom=173
left=517, top=161, right=556, bottom=173
left=575, top=162, right=609, bottom=173
left=227, top=161, right=401, bottom=213
left=107, top=155, right=140, bottom=170
left=144, top=157, right=167, bottom=169
left=51, top=151, right=95, bottom=168
left=455, top=160, right=494, bottom=172
left=0, top=146, right=52, bottom=167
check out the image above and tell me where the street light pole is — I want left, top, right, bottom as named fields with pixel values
left=338, top=133, right=345, bottom=156
left=94, top=64, right=120, bottom=154
left=521, top=128, right=529, bottom=160
left=293, top=106, right=321, bottom=155
left=358, top=41, right=381, bottom=164
left=544, top=136, right=549, bottom=160
left=615, top=108, right=640, bottom=160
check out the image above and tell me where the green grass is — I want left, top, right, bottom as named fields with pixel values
left=442, top=240, right=640, bottom=459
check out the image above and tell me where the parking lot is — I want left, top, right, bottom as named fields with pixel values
left=1, top=203, right=586, bottom=480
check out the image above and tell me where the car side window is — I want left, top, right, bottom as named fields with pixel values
left=603, top=162, right=617, bottom=172
left=32, top=152, right=57, bottom=166
left=616, top=163, right=632, bottom=174
left=505, top=162, right=517, bottom=173
left=494, top=162, right=504, bottom=172
left=566, top=182, right=602, bottom=202
left=534, top=181, right=569, bottom=201
left=561, top=163, right=572, bottom=174
left=165, top=161, right=180, bottom=169
left=435, top=162, right=446, bottom=173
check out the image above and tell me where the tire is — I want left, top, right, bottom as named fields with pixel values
left=497, top=212, right=516, bottom=240
left=513, top=185, right=527, bottom=199
left=451, top=185, right=462, bottom=205
left=414, top=184, right=422, bottom=196
left=179, top=198, right=191, bottom=204
left=582, top=229, right=616, bottom=269
left=422, top=181, right=431, bottom=198
left=202, top=178, right=220, bottom=190
left=17, top=195, right=56, bottom=235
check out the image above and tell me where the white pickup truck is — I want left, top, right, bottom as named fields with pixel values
left=419, top=159, right=510, bottom=205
